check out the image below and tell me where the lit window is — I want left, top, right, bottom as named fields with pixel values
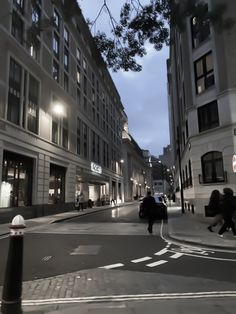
left=194, top=52, right=214, bottom=94
left=53, top=9, right=60, bottom=30
left=63, top=26, right=69, bottom=44
left=77, top=67, right=80, bottom=84
left=53, top=60, right=59, bottom=82
left=53, top=33, right=59, bottom=58
left=76, top=48, right=81, bottom=63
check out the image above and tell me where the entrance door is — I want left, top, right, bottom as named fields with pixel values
left=48, top=164, right=65, bottom=204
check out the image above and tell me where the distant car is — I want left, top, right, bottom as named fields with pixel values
left=139, top=194, right=168, bottom=221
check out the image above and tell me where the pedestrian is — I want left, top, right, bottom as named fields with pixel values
left=78, top=192, right=84, bottom=211
left=142, top=191, right=157, bottom=234
left=207, top=189, right=223, bottom=232
left=218, top=188, right=236, bottom=237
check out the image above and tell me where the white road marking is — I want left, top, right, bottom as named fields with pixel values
left=22, top=291, right=236, bottom=306
left=99, top=263, right=124, bottom=269
left=170, top=253, right=183, bottom=259
left=146, top=260, right=168, bottom=267
left=154, top=248, right=168, bottom=255
left=131, top=256, right=152, bottom=263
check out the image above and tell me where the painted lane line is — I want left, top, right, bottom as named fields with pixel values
left=154, top=248, right=168, bottom=255
left=131, top=256, right=152, bottom=263
left=170, top=253, right=183, bottom=259
left=22, top=291, right=236, bottom=306
left=99, top=263, right=124, bottom=269
left=146, top=260, right=168, bottom=267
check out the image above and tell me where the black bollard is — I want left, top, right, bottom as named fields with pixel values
left=1, top=215, right=25, bottom=314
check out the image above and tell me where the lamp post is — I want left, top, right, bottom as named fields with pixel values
left=177, top=128, right=185, bottom=214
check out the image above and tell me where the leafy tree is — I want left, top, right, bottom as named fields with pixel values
left=81, top=0, right=234, bottom=72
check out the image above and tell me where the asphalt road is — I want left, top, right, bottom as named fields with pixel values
left=0, top=203, right=236, bottom=288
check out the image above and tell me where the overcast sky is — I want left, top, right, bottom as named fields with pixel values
left=78, top=0, right=170, bottom=157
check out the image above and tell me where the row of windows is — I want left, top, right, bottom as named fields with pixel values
left=6, top=57, right=121, bottom=174
left=11, top=1, right=122, bottom=134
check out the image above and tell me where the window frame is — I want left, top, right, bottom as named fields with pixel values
left=198, top=100, right=219, bottom=132
left=194, top=51, right=214, bottom=94
left=201, top=151, right=225, bottom=183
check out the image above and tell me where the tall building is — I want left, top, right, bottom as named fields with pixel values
left=168, top=0, right=236, bottom=214
left=0, top=0, right=125, bottom=222
left=122, top=121, right=152, bottom=201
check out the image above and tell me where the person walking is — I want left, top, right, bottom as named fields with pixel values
left=218, top=188, right=236, bottom=237
left=143, top=191, right=157, bottom=234
left=78, top=192, right=85, bottom=211
left=207, top=189, right=223, bottom=232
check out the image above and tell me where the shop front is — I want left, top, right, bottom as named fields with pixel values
left=0, top=150, right=33, bottom=208
left=75, top=162, right=121, bottom=207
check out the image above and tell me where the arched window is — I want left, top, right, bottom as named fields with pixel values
left=201, top=151, right=224, bottom=183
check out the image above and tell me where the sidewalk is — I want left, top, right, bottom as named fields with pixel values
left=166, top=205, right=236, bottom=251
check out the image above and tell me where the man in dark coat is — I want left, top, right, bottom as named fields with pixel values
left=218, top=188, right=236, bottom=237
left=143, top=191, right=157, bottom=234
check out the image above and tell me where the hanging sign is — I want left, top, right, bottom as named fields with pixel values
left=232, top=155, right=236, bottom=173
left=91, top=162, right=102, bottom=174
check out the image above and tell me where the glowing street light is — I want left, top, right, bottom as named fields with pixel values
left=52, top=102, right=66, bottom=117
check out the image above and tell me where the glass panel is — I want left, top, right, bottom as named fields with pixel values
left=206, top=53, right=213, bottom=71
left=215, top=160, right=224, bottom=180
left=197, top=77, right=205, bottom=94
left=196, top=60, right=203, bottom=77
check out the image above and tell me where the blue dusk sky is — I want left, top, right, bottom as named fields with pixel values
left=78, top=0, right=170, bottom=157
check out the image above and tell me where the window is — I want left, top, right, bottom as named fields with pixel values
left=63, top=26, right=69, bottom=44
left=76, top=48, right=81, bottom=63
left=83, top=58, right=87, bottom=72
left=52, top=119, right=59, bottom=144
left=29, top=37, right=40, bottom=61
left=83, top=75, right=87, bottom=95
left=64, top=47, right=69, bottom=71
left=198, top=100, right=219, bottom=132
left=27, top=75, right=39, bottom=133
left=83, top=123, right=88, bottom=158
left=201, top=151, right=224, bottom=183
left=7, top=58, right=22, bottom=125
left=191, top=9, right=210, bottom=49
left=13, top=0, right=24, bottom=13
left=77, top=118, right=81, bottom=155
left=64, top=73, right=69, bottom=92
left=11, top=11, right=24, bottom=44
left=31, top=3, right=40, bottom=23
left=76, top=67, right=81, bottom=85
left=49, top=164, right=65, bottom=204
left=77, top=88, right=81, bottom=106
left=62, top=118, right=68, bottom=149
left=194, top=52, right=214, bottom=94
left=53, top=60, right=59, bottom=82
left=53, top=33, right=60, bottom=58
left=53, top=9, right=60, bottom=30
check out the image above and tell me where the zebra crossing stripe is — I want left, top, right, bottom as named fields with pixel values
left=170, top=253, right=183, bottom=259
left=131, top=256, right=152, bottom=263
left=146, top=260, right=168, bottom=267
left=99, top=263, right=124, bottom=269
left=154, top=248, right=168, bottom=255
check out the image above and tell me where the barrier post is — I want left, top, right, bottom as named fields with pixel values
left=1, top=215, right=25, bottom=314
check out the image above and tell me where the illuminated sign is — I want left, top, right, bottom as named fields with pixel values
left=91, top=162, right=102, bottom=174
left=232, top=155, right=236, bottom=173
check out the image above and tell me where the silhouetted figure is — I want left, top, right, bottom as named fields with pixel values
left=207, top=189, right=223, bottom=232
left=218, top=188, right=236, bottom=237
left=143, top=191, right=156, bottom=234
